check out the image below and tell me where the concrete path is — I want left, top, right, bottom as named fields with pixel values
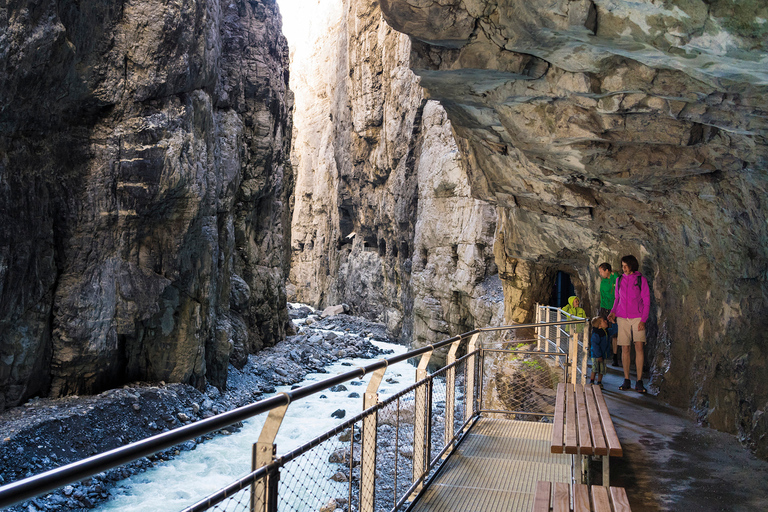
left=599, top=365, right=768, bottom=511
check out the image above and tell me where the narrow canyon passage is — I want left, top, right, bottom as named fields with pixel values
left=0, top=0, right=767, bottom=510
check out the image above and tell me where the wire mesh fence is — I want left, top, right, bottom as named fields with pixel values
left=373, top=390, right=416, bottom=512
left=183, top=351, right=481, bottom=512
left=478, top=347, right=564, bottom=422
left=277, top=421, right=358, bottom=512
left=203, top=488, right=250, bottom=512
left=86, top=318, right=592, bottom=512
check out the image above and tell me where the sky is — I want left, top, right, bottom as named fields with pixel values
left=275, top=0, right=325, bottom=50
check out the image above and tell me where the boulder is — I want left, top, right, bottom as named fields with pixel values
left=321, top=305, right=348, bottom=318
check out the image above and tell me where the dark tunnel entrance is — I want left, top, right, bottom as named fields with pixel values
left=549, top=271, right=575, bottom=308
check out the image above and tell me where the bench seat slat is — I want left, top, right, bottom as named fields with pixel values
left=593, top=386, right=623, bottom=457
left=565, top=384, right=579, bottom=454
left=551, top=383, right=566, bottom=454
left=572, top=483, right=591, bottom=512
left=591, top=485, right=612, bottom=512
left=554, top=482, right=570, bottom=512
left=585, top=385, right=608, bottom=456
left=534, top=481, right=633, bottom=512
left=610, top=486, right=632, bottom=512
left=533, top=481, right=551, bottom=512
left=575, top=384, right=593, bottom=455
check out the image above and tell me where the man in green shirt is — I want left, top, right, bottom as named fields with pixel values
left=598, top=262, right=620, bottom=366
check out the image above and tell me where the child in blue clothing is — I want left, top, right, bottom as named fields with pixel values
left=589, top=316, right=617, bottom=387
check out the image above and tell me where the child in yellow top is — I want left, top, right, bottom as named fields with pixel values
left=562, top=296, right=586, bottom=333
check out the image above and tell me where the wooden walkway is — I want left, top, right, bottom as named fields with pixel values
left=411, top=418, right=571, bottom=512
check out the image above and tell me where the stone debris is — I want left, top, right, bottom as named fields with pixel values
left=0, top=312, right=398, bottom=512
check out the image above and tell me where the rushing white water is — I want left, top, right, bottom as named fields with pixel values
left=97, top=339, right=415, bottom=512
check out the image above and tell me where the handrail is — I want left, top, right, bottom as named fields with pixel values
left=0, top=319, right=586, bottom=508
left=535, top=303, right=590, bottom=384
left=0, top=322, right=540, bottom=508
left=0, top=342, right=417, bottom=507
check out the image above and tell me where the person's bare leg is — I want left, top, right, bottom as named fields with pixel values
left=635, top=341, right=644, bottom=382
left=612, top=337, right=618, bottom=359
left=622, top=345, right=631, bottom=380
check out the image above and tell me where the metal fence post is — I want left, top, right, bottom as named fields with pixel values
left=444, top=340, right=461, bottom=453
left=413, top=350, right=433, bottom=492
left=557, top=310, right=563, bottom=354
left=361, top=364, right=387, bottom=512
left=251, top=397, right=289, bottom=512
left=535, top=305, right=541, bottom=351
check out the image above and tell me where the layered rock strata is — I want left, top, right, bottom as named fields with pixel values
left=379, top=0, right=768, bottom=457
left=286, top=0, right=503, bottom=347
left=0, top=0, right=293, bottom=410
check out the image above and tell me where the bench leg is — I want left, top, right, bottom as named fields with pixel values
left=580, top=455, right=590, bottom=485
left=602, top=455, right=610, bottom=487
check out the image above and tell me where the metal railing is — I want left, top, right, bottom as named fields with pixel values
left=0, top=318, right=585, bottom=512
left=534, top=304, right=590, bottom=385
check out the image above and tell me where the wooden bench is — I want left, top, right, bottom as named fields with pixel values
left=550, top=383, right=622, bottom=485
left=532, top=481, right=631, bottom=512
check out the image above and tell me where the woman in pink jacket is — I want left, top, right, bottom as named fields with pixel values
left=608, top=255, right=650, bottom=393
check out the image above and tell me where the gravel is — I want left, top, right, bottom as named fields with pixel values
left=0, top=309, right=400, bottom=511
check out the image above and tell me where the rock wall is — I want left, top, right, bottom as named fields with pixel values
left=379, top=0, right=768, bottom=457
left=287, top=0, right=502, bottom=346
left=0, top=0, right=293, bottom=409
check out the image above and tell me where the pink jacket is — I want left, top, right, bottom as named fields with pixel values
left=611, top=272, right=650, bottom=322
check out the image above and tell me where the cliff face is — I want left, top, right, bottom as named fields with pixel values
left=379, top=0, right=768, bottom=456
left=287, top=0, right=502, bottom=346
left=0, top=0, right=293, bottom=409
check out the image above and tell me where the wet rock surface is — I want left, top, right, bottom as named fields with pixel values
left=379, top=0, right=768, bottom=458
left=0, top=0, right=293, bottom=410
left=0, top=310, right=397, bottom=511
left=286, top=0, right=503, bottom=349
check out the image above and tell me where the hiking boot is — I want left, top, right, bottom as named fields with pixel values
left=635, top=380, right=647, bottom=394
left=619, top=379, right=632, bottom=391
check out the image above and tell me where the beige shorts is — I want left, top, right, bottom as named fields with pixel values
left=617, top=317, right=646, bottom=346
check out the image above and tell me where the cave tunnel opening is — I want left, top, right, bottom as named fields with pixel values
left=548, top=271, right=575, bottom=308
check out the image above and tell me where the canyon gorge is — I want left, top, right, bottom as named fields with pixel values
left=1, top=0, right=293, bottom=406
left=1, top=0, right=767, bottom=462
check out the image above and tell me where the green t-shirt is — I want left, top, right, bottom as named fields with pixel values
left=599, top=272, right=619, bottom=309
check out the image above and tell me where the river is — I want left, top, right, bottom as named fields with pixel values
left=96, top=338, right=415, bottom=511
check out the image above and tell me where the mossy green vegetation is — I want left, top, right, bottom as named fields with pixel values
left=709, top=0, right=768, bottom=41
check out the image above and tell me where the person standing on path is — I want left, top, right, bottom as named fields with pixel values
left=608, top=255, right=650, bottom=393
left=598, top=262, right=620, bottom=366
left=589, top=316, right=617, bottom=388
left=562, top=295, right=586, bottom=334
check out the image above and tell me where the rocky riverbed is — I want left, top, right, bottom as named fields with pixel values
left=0, top=305, right=398, bottom=511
